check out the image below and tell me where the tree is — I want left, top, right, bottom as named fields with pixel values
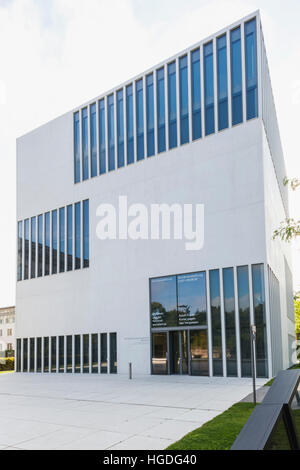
left=273, top=178, right=300, bottom=242
left=295, top=299, right=300, bottom=341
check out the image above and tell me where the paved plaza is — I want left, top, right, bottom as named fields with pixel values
left=0, top=373, right=266, bottom=450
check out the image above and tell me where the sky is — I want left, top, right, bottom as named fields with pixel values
left=0, top=0, right=299, bottom=307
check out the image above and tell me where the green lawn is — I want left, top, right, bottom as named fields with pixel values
left=265, top=363, right=300, bottom=387
left=167, top=403, right=256, bottom=450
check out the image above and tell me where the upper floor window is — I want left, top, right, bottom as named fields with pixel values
left=146, top=74, right=155, bottom=157
left=231, top=27, right=243, bottom=125
left=17, top=221, right=22, bottom=281
left=99, top=99, right=106, bottom=174
left=117, top=90, right=125, bottom=168
left=179, top=55, right=189, bottom=145
left=191, top=48, right=201, bottom=141
left=74, top=112, right=80, bottom=183
left=82, top=108, right=89, bottom=180
left=217, top=35, right=229, bottom=131
left=245, top=18, right=258, bottom=120
left=156, top=67, right=166, bottom=153
left=90, top=103, right=97, bottom=177
left=136, top=79, right=145, bottom=161
left=168, top=62, right=177, bottom=149
left=126, top=84, right=135, bottom=164
left=107, top=95, right=115, bottom=172
left=204, top=42, right=215, bottom=136
left=24, top=219, right=29, bottom=280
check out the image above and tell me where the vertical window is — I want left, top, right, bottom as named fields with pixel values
left=110, top=332, right=117, bottom=374
left=67, top=205, right=73, bottom=272
left=136, top=79, right=144, bottom=160
left=37, top=215, right=43, bottom=277
left=74, top=111, right=80, bottom=183
left=67, top=336, right=72, bottom=373
left=204, top=42, right=215, bottom=136
left=126, top=84, right=134, bottom=164
left=99, top=99, right=106, bottom=174
left=59, top=207, right=65, bottom=273
left=191, top=49, right=202, bottom=141
left=146, top=74, right=155, bottom=157
left=51, top=336, right=56, bottom=373
left=23, top=338, right=28, bottom=372
left=168, top=62, right=177, bottom=149
left=117, top=90, right=125, bottom=168
left=83, top=334, right=89, bottom=373
left=156, top=68, right=166, bottom=153
left=90, top=103, right=97, bottom=177
left=252, top=264, right=268, bottom=378
left=36, top=338, right=41, bottom=372
left=17, top=221, right=23, bottom=281
left=217, top=35, right=229, bottom=131
left=179, top=55, right=189, bottom=145
left=16, top=339, right=21, bottom=372
left=29, top=338, right=35, bottom=372
left=245, top=18, right=258, bottom=120
left=44, top=337, right=49, bottom=373
left=231, top=27, right=243, bottom=125
left=223, top=267, right=237, bottom=377
left=52, top=210, right=57, bottom=275
left=83, top=200, right=89, bottom=268
left=237, top=266, right=251, bottom=377
left=108, top=94, right=115, bottom=171
left=101, top=333, right=107, bottom=373
left=82, top=107, right=89, bottom=180
left=92, top=334, right=98, bottom=373
left=44, top=212, right=50, bottom=276
left=75, top=335, right=81, bottom=373
left=75, top=202, right=81, bottom=270
left=59, top=336, right=64, bottom=373
left=209, top=269, right=223, bottom=376
left=24, top=219, right=29, bottom=280
left=177, top=272, right=207, bottom=326
left=31, top=217, right=36, bottom=279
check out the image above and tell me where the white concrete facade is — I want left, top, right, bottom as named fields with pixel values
left=16, top=11, right=295, bottom=379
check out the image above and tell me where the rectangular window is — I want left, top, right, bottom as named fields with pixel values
left=168, top=62, right=177, bottom=149
left=204, top=42, right=215, bottom=135
left=75, top=202, right=81, bottom=270
left=23, top=338, right=28, bottom=372
left=110, top=332, right=117, bottom=374
left=92, top=334, right=98, bottom=373
left=43, top=337, right=49, bottom=373
left=151, top=276, right=177, bottom=328
left=217, top=34, right=229, bottom=131
left=24, top=219, right=29, bottom=280
left=231, top=27, right=243, bottom=125
left=30, top=338, right=35, bottom=372
left=83, top=334, right=89, bottom=373
left=59, top=207, right=65, bottom=273
left=31, top=217, right=36, bottom=279
left=136, top=79, right=145, bottom=160
left=252, top=264, right=268, bottom=378
left=44, top=212, right=50, bottom=276
left=191, top=49, right=202, bottom=141
left=146, top=74, right=155, bottom=157
left=17, top=221, right=23, bottom=281
left=67, top=335, right=72, bottom=373
left=117, top=89, right=125, bottom=168
left=36, top=337, right=41, bottom=373
left=245, top=18, right=258, bottom=120
left=67, top=205, right=73, bottom=272
left=90, top=103, right=97, bottom=178
left=177, top=272, right=207, bottom=326
left=237, top=266, right=251, bottom=377
left=107, top=94, right=115, bottom=171
left=101, top=333, right=107, bottom=373
left=37, top=215, right=43, bottom=277
left=75, top=335, right=81, bottom=373
left=126, top=84, right=135, bottom=164
left=51, top=336, right=56, bottom=373
left=74, top=111, right=80, bottom=183
left=83, top=200, right=89, bottom=268
left=99, top=99, right=106, bottom=174
left=82, top=107, right=89, bottom=180
left=179, top=55, right=189, bottom=145
left=190, top=330, right=209, bottom=376
left=52, top=210, right=57, bottom=275
left=223, top=267, right=237, bottom=377
left=16, top=338, right=21, bottom=372
left=209, top=269, right=223, bottom=376
left=156, top=68, right=166, bottom=153
left=59, top=336, right=64, bottom=373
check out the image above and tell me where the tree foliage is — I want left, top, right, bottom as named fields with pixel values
left=295, top=299, right=300, bottom=340
left=273, top=178, right=300, bottom=242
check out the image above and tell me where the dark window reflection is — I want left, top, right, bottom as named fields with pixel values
left=51, top=336, right=56, bottom=373
left=59, top=336, right=64, bottom=373
left=101, top=333, right=107, bottom=374
left=17, top=221, right=23, bottom=281
left=67, top=335, right=72, bottom=373
left=151, top=276, right=177, bottom=328
left=223, top=267, right=237, bottom=377
left=44, top=337, right=49, bottom=373
left=16, top=339, right=21, bottom=372
left=23, top=338, right=28, bottom=372
left=190, top=330, right=209, bottom=376
left=31, top=217, right=36, bottom=279
left=252, top=264, right=268, bottom=378
left=152, top=333, right=168, bottom=375
left=30, top=338, right=34, bottom=372
left=24, top=219, right=29, bottom=280
left=83, top=334, right=89, bottom=373
left=237, top=266, right=251, bottom=377
left=37, top=215, right=43, bottom=277
left=177, top=272, right=207, bottom=326
left=210, top=269, right=223, bottom=376
left=92, top=334, right=98, bottom=373
left=110, top=333, right=117, bottom=374
left=44, top=212, right=50, bottom=276
left=36, top=337, right=42, bottom=373
left=75, top=335, right=81, bottom=373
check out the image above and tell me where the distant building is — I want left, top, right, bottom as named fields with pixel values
left=0, top=307, right=15, bottom=356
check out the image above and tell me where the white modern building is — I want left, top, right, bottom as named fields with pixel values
left=0, top=306, right=16, bottom=356
left=16, top=11, right=296, bottom=379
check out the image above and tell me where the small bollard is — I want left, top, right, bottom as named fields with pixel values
left=129, top=362, right=132, bottom=380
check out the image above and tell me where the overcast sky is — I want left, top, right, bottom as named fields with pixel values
left=0, top=0, right=299, bottom=307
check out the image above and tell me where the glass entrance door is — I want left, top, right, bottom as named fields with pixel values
left=190, top=330, right=209, bottom=376
left=152, top=332, right=168, bottom=375
left=170, top=330, right=188, bottom=375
